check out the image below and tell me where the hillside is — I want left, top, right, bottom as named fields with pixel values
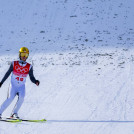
left=0, top=0, right=134, bottom=134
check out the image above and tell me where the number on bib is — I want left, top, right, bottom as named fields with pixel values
left=16, top=77, right=24, bottom=81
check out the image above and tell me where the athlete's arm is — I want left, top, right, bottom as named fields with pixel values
left=1, top=63, right=13, bottom=84
left=29, top=66, right=40, bottom=86
left=29, top=66, right=37, bottom=84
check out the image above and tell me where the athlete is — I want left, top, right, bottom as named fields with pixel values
left=0, top=47, right=40, bottom=119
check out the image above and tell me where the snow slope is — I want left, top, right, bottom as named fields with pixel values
left=0, top=0, right=134, bottom=134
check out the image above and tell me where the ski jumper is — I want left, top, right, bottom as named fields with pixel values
left=0, top=60, right=36, bottom=115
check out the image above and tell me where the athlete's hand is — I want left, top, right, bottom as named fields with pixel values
left=35, top=80, right=40, bottom=86
left=0, top=82, right=2, bottom=88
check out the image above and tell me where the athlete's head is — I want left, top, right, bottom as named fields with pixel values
left=19, top=47, right=29, bottom=61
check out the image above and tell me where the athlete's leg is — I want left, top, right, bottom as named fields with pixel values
left=0, top=85, right=16, bottom=115
left=12, top=86, right=25, bottom=114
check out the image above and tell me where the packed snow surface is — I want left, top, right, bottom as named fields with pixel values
left=0, top=0, right=134, bottom=134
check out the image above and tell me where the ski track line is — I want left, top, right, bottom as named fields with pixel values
left=46, top=120, right=134, bottom=123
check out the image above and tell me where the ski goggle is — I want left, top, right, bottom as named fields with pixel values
left=20, top=53, right=29, bottom=58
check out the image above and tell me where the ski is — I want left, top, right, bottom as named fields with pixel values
left=20, top=118, right=46, bottom=122
left=5, top=117, right=46, bottom=123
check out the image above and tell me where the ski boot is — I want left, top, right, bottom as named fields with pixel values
left=10, top=113, right=19, bottom=119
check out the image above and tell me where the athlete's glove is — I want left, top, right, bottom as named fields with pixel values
left=0, top=82, right=3, bottom=88
left=35, top=80, right=40, bottom=86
